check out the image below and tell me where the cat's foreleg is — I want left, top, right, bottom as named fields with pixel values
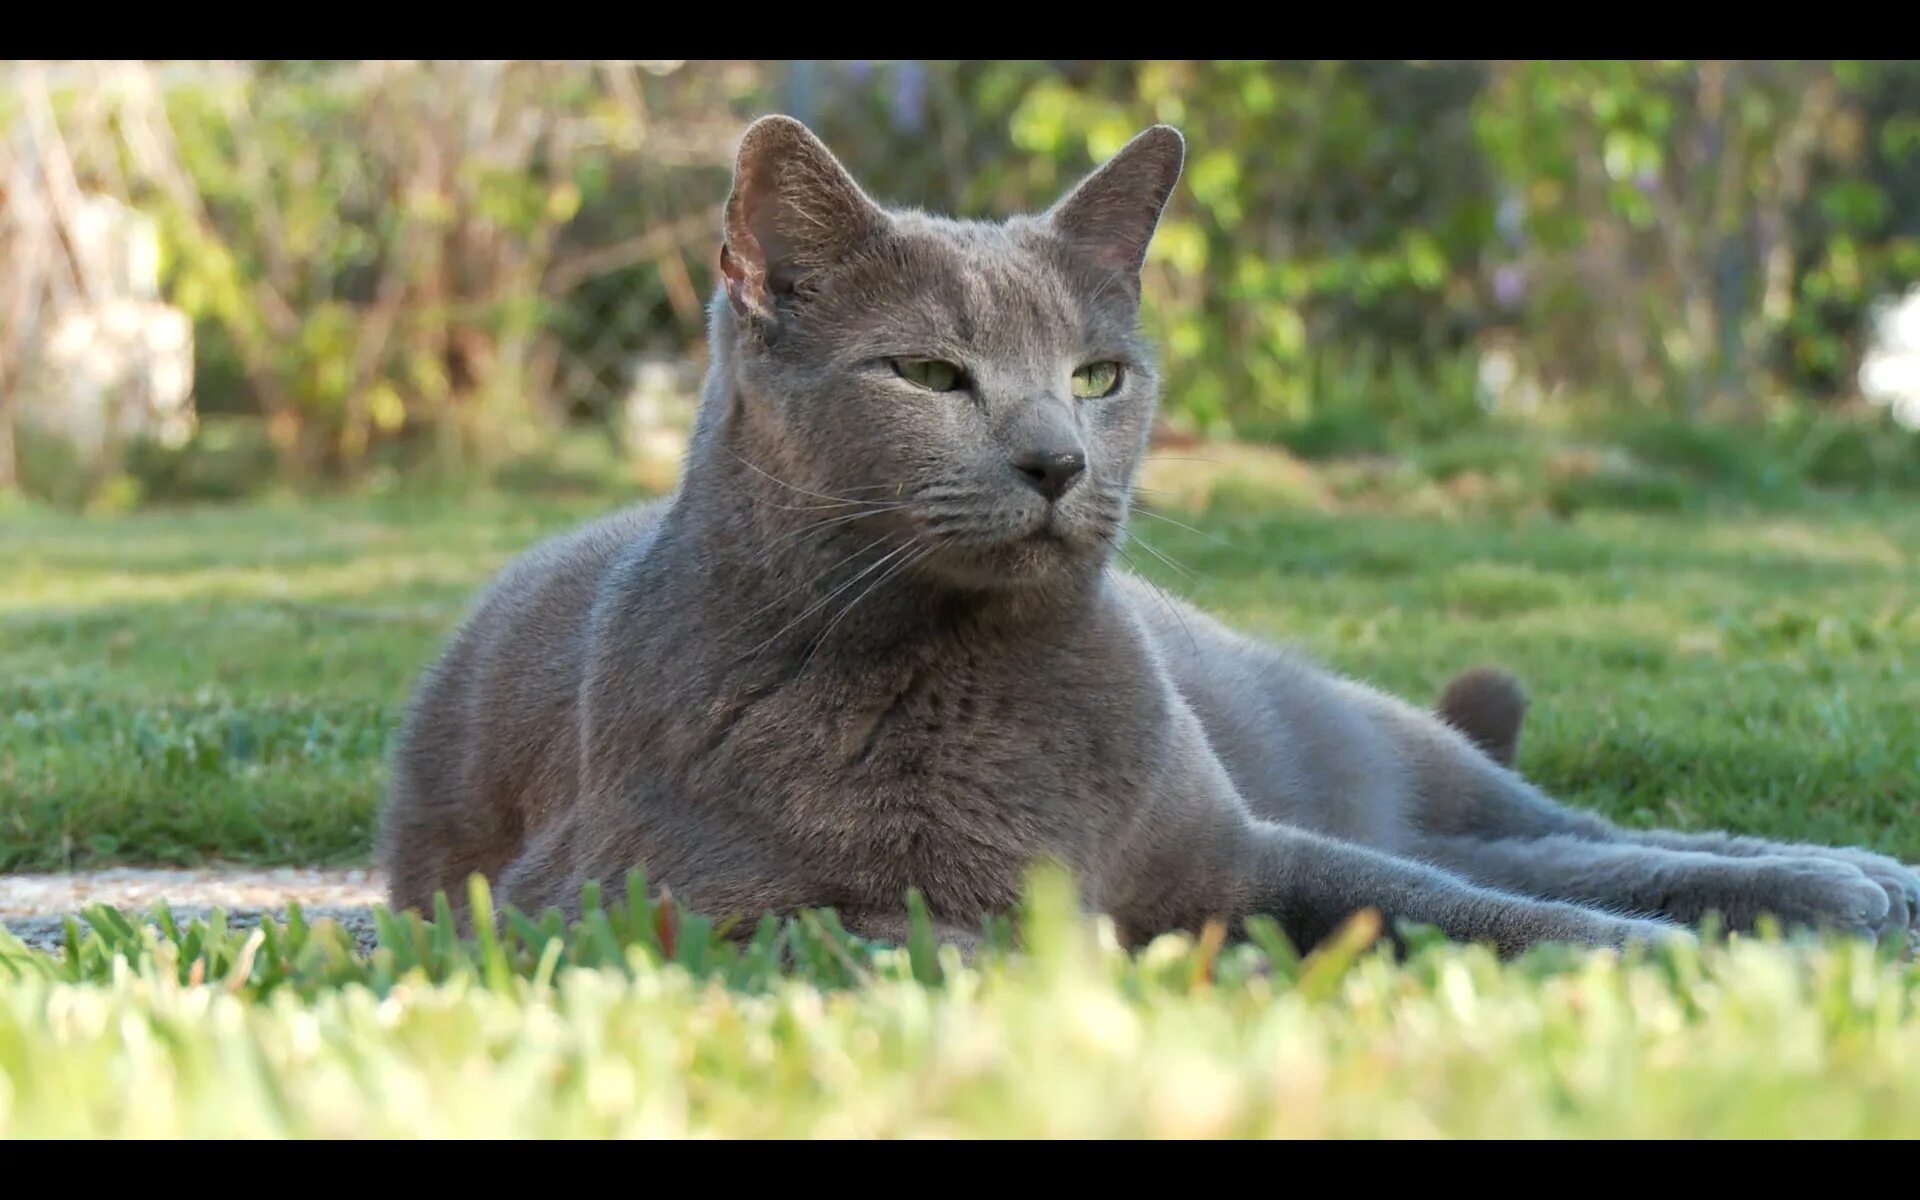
left=1413, top=832, right=1892, bottom=936
left=1430, top=669, right=1918, bottom=932
left=1603, top=827, right=1919, bottom=934
left=1101, top=722, right=1686, bottom=959
left=1213, top=817, right=1687, bottom=958
left=1341, top=678, right=1908, bottom=938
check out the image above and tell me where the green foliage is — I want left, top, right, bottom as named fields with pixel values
left=25, top=61, right=1920, bottom=507
left=815, top=61, right=1920, bottom=441
left=1472, top=61, right=1920, bottom=416
left=968, top=61, right=1499, bottom=441
left=120, top=417, right=282, bottom=504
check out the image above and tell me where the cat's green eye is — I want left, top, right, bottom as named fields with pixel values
left=892, top=359, right=965, bottom=393
left=1072, top=361, right=1124, bottom=399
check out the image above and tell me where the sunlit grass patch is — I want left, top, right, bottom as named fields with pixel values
left=5, top=872, right=1920, bottom=1137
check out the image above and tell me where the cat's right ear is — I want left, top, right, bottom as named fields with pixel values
left=1044, top=125, right=1185, bottom=298
left=721, top=115, right=888, bottom=325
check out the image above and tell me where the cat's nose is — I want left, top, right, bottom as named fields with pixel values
left=1010, top=447, right=1087, bottom=502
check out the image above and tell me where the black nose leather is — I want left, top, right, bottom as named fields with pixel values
left=1011, top=448, right=1087, bottom=501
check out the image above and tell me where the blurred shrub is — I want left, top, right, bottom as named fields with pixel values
left=13, top=60, right=1920, bottom=502
left=12, top=423, right=96, bottom=510
left=123, top=417, right=281, bottom=504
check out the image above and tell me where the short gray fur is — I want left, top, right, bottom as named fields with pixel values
left=380, top=116, right=1920, bottom=958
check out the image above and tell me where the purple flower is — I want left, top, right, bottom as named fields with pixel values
left=844, top=60, right=872, bottom=85
left=1634, top=169, right=1659, bottom=197
left=1493, top=265, right=1526, bottom=309
left=889, top=61, right=926, bottom=134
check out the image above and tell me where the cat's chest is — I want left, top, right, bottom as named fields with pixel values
left=683, top=640, right=1159, bottom=896
left=729, top=656, right=1115, bottom=791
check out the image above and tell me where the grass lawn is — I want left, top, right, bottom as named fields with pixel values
left=4, top=454, right=1920, bottom=1136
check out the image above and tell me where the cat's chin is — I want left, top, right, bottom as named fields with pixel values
left=923, top=530, right=1103, bottom=593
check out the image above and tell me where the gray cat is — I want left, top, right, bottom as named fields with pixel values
left=379, top=116, right=1920, bottom=958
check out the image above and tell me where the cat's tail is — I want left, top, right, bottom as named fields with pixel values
left=1436, top=666, right=1527, bottom=768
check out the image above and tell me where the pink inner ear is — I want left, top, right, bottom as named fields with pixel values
left=720, top=215, right=774, bottom=318
left=1053, top=192, right=1170, bottom=282
left=720, top=246, right=753, bottom=317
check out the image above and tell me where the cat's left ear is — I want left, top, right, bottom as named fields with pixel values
left=1044, top=125, right=1185, bottom=294
left=722, top=115, right=889, bottom=324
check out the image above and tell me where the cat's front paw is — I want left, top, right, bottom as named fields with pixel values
left=1559, top=911, right=1694, bottom=953
left=1610, top=914, right=1697, bottom=950
left=1814, top=848, right=1920, bottom=939
left=1727, top=857, right=1891, bottom=938
left=1616, top=919, right=1697, bottom=952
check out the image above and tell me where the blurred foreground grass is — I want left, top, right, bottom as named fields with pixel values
left=7, top=869, right=1920, bottom=1137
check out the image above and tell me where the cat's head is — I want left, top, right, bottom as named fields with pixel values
left=710, top=114, right=1183, bottom=593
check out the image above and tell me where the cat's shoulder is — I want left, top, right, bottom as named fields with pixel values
left=465, top=499, right=670, bottom=622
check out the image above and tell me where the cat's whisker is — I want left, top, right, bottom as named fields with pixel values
left=1128, top=504, right=1232, bottom=549
left=719, top=443, right=898, bottom=507
left=1121, top=522, right=1205, bottom=583
left=1102, top=534, right=1200, bottom=656
left=796, top=543, right=938, bottom=678
left=743, top=539, right=918, bottom=664
left=760, top=497, right=904, bottom=513
left=721, top=534, right=894, bottom=638
left=763, top=505, right=913, bottom=553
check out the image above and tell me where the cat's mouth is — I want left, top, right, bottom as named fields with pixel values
left=917, top=508, right=1102, bottom=592
left=1028, top=511, right=1069, bottom=541
left=1001, top=507, right=1080, bottom=558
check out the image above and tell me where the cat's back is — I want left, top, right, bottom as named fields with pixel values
left=1111, top=570, right=1411, bottom=850
left=380, top=499, right=668, bottom=912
